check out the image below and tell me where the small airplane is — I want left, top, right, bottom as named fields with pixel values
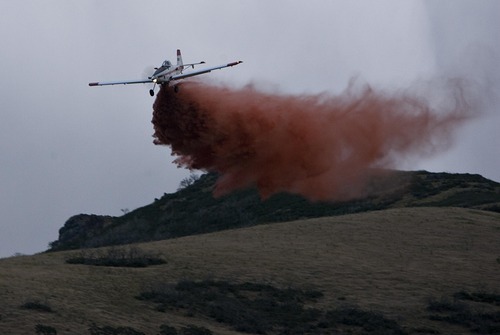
left=89, top=49, right=242, bottom=96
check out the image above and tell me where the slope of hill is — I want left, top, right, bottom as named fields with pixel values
left=48, top=170, right=500, bottom=251
left=1, top=207, right=499, bottom=334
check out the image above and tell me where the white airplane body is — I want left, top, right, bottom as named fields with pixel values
left=89, top=49, right=242, bottom=96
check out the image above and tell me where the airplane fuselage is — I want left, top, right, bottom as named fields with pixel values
left=150, top=60, right=183, bottom=83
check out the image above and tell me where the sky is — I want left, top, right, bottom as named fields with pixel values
left=0, top=0, right=498, bottom=258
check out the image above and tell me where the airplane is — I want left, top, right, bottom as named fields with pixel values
left=89, top=49, right=242, bottom=96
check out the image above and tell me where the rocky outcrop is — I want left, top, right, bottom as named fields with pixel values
left=49, top=214, right=114, bottom=251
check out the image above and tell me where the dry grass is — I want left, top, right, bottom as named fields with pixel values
left=1, top=207, right=499, bottom=334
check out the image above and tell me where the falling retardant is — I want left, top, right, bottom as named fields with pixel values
left=152, top=79, right=473, bottom=201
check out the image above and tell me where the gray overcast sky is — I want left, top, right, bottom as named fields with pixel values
left=0, top=0, right=498, bottom=258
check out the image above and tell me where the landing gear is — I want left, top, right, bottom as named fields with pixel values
left=149, top=81, right=158, bottom=97
left=174, top=85, right=179, bottom=93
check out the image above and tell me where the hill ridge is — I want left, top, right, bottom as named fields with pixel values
left=48, top=170, right=500, bottom=251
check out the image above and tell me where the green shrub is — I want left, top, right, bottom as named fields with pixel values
left=321, top=307, right=406, bottom=334
left=158, top=325, right=178, bottom=335
left=427, top=297, right=467, bottom=313
left=66, top=246, right=166, bottom=268
left=35, top=324, right=57, bottom=335
left=427, top=293, right=500, bottom=334
left=20, top=300, right=53, bottom=313
left=454, top=290, right=500, bottom=306
left=138, top=279, right=401, bottom=334
left=180, top=325, right=213, bottom=335
left=88, top=323, right=145, bottom=335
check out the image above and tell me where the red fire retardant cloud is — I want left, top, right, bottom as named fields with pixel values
left=152, top=80, right=472, bottom=201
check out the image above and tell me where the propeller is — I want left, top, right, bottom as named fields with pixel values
left=142, top=65, right=155, bottom=79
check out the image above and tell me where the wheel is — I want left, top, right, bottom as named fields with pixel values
left=149, top=89, right=155, bottom=96
left=174, top=85, right=179, bottom=93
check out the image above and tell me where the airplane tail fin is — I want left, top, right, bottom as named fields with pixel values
left=177, top=49, right=184, bottom=70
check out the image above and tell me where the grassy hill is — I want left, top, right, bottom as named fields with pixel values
left=1, top=207, right=499, bottom=334
left=48, top=170, right=500, bottom=251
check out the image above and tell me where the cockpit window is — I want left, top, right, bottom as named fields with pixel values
left=162, top=60, right=172, bottom=68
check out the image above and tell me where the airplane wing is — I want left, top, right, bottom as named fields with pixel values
left=89, top=61, right=242, bottom=86
left=89, top=79, right=152, bottom=86
left=170, top=61, right=243, bottom=81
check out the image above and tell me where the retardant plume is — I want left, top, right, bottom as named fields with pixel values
left=152, top=80, right=473, bottom=201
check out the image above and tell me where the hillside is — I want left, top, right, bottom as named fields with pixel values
left=1, top=207, right=499, bottom=334
left=48, top=170, right=500, bottom=251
